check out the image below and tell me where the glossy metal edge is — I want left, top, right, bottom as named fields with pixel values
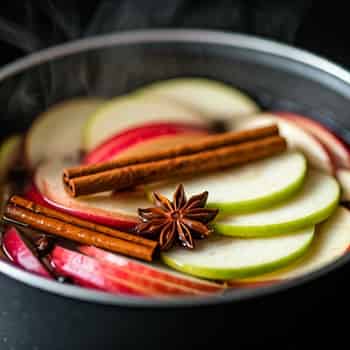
left=1, top=29, right=350, bottom=308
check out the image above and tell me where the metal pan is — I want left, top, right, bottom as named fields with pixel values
left=0, top=29, right=349, bottom=349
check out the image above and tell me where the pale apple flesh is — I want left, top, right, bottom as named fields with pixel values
left=25, top=98, right=104, bottom=169
left=214, top=170, right=339, bottom=237
left=161, top=227, right=314, bottom=280
left=147, top=152, right=306, bottom=215
left=35, top=159, right=145, bottom=230
left=2, top=226, right=52, bottom=279
left=336, top=168, right=350, bottom=201
left=134, top=77, right=260, bottom=122
left=277, top=112, right=350, bottom=169
left=236, top=114, right=335, bottom=174
left=83, top=95, right=205, bottom=151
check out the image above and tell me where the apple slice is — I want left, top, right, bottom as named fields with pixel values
left=2, top=226, right=52, bottom=278
left=161, top=226, right=314, bottom=280
left=277, top=112, right=350, bottom=169
left=51, top=246, right=220, bottom=296
left=0, top=134, right=22, bottom=182
left=35, top=159, right=149, bottom=230
left=214, top=170, right=339, bottom=237
left=236, top=114, right=334, bottom=173
left=83, top=122, right=208, bottom=164
left=135, top=77, right=260, bottom=123
left=25, top=98, right=103, bottom=168
left=79, top=246, right=224, bottom=294
left=83, top=95, right=205, bottom=151
left=233, top=206, right=350, bottom=283
left=336, top=168, right=350, bottom=201
left=147, top=152, right=307, bottom=215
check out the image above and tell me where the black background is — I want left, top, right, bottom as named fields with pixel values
left=0, top=1, right=348, bottom=349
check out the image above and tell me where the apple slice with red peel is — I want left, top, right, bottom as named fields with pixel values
left=79, top=246, right=224, bottom=294
left=83, top=122, right=208, bottom=164
left=236, top=114, right=335, bottom=173
left=232, top=206, right=350, bottom=284
left=277, top=112, right=350, bottom=169
left=51, top=246, right=219, bottom=296
left=50, top=246, right=145, bottom=295
left=2, top=226, right=52, bottom=279
left=35, top=159, right=148, bottom=230
left=25, top=98, right=103, bottom=169
left=83, top=95, right=205, bottom=151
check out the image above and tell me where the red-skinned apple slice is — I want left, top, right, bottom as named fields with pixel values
left=230, top=206, right=350, bottom=285
left=277, top=112, right=350, bottom=169
left=83, top=122, right=208, bottom=164
left=25, top=98, right=103, bottom=169
left=83, top=95, right=205, bottom=151
left=2, top=226, right=52, bottom=279
left=51, top=246, right=219, bottom=296
left=236, top=114, right=335, bottom=173
left=34, top=159, right=144, bottom=230
left=79, top=246, right=224, bottom=294
left=34, top=123, right=208, bottom=229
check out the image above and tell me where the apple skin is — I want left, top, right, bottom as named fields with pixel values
left=277, top=112, right=350, bottom=169
left=161, top=227, right=314, bottom=281
left=213, top=169, right=340, bottom=237
left=147, top=152, right=307, bottom=216
left=79, top=246, right=224, bottom=294
left=33, top=123, right=208, bottom=231
left=51, top=246, right=217, bottom=296
left=25, top=182, right=138, bottom=231
left=83, top=121, right=208, bottom=164
left=83, top=94, right=205, bottom=151
left=2, top=226, right=52, bottom=279
left=236, top=114, right=335, bottom=174
left=233, top=206, right=350, bottom=284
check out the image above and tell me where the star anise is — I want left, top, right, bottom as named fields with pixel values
left=135, top=184, right=219, bottom=251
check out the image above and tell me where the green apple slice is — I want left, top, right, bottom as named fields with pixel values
left=135, top=77, right=260, bottom=122
left=214, top=170, right=340, bottom=237
left=234, top=206, right=350, bottom=283
left=147, top=152, right=306, bottom=215
left=25, top=98, right=103, bottom=168
left=161, top=227, right=314, bottom=280
left=0, top=134, right=22, bottom=182
left=83, top=94, right=205, bottom=151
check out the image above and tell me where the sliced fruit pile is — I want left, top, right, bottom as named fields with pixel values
left=1, top=78, right=350, bottom=298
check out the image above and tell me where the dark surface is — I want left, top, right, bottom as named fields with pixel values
left=0, top=2, right=350, bottom=349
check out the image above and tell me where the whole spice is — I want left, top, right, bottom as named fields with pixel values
left=4, top=196, right=158, bottom=262
left=63, top=125, right=286, bottom=197
left=135, top=184, right=219, bottom=251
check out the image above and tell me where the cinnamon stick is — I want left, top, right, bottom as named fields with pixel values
left=64, top=135, right=287, bottom=197
left=9, top=195, right=157, bottom=249
left=64, top=124, right=278, bottom=181
left=4, top=197, right=158, bottom=262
